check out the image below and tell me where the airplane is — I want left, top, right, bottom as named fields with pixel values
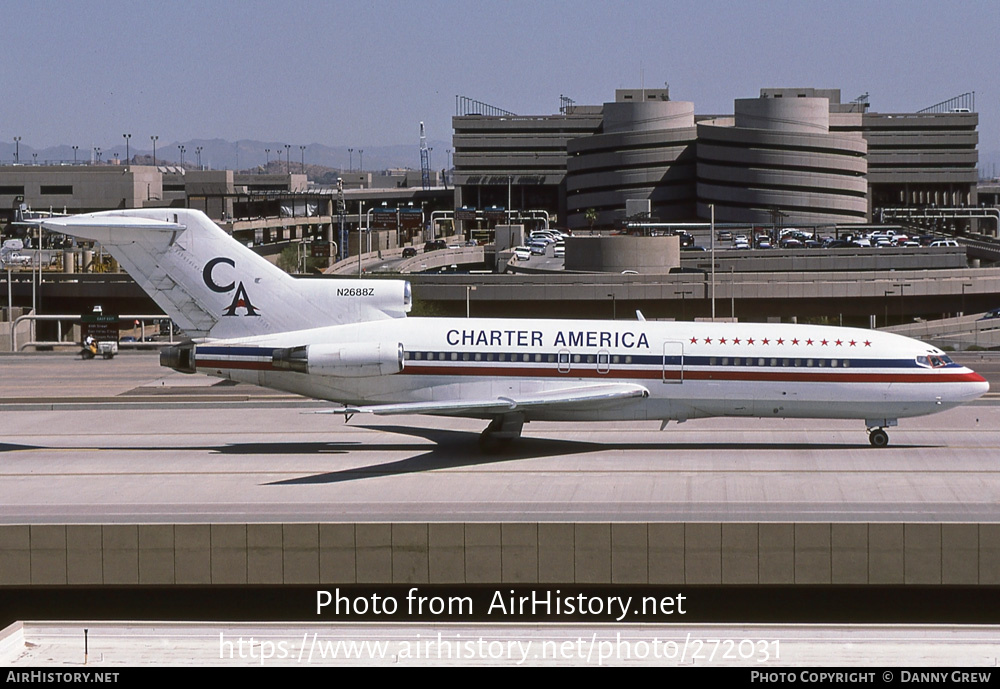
left=43, top=209, right=989, bottom=452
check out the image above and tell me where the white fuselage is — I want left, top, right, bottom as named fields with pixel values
left=189, top=317, right=989, bottom=424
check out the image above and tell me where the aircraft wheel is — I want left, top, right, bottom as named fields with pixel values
left=869, top=428, right=889, bottom=448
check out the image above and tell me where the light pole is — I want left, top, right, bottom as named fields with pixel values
left=348, top=148, right=353, bottom=172
left=13, top=136, right=21, bottom=163
left=178, top=145, right=185, bottom=166
left=300, top=145, right=305, bottom=174
left=607, top=292, right=616, bottom=320
left=284, top=144, right=290, bottom=174
left=961, top=282, right=973, bottom=316
left=892, top=282, right=911, bottom=325
left=265, top=148, right=270, bottom=169
left=95, top=147, right=101, bottom=163
left=359, top=149, right=363, bottom=172
left=150, top=135, right=158, bottom=166
left=709, top=203, right=716, bottom=321
left=196, top=146, right=203, bottom=170
left=72, top=145, right=78, bottom=164
left=32, top=153, right=37, bottom=165
left=466, top=285, right=477, bottom=318
left=123, top=133, right=131, bottom=164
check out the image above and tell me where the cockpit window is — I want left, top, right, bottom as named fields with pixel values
left=916, top=355, right=953, bottom=369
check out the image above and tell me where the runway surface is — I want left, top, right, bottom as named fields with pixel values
left=1, top=352, right=997, bottom=524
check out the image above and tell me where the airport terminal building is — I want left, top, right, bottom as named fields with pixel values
left=452, top=87, right=979, bottom=231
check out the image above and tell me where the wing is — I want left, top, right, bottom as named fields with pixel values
left=314, top=382, right=649, bottom=417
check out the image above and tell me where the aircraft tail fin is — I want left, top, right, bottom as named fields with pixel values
left=44, top=209, right=410, bottom=340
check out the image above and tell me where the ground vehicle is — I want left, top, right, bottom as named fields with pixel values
left=45, top=209, right=989, bottom=452
left=979, top=308, right=1000, bottom=321
left=401, top=247, right=417, bottom=258
left=930, top=240, right=960, bottom=248
left=513, top=246, right=532, bottom=260
left=80, top=337, right=118, bottom=360
left=423, top=240, right=447, bottom=252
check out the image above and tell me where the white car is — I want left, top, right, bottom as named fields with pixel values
left=513, top=246, right=532, bottom=260
left=930, top=240, right=960, bottom=247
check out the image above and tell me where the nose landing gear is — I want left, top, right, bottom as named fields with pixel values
left=865, top=418, right=897, bottom=448
left=867, top=427, right=889, bottom=448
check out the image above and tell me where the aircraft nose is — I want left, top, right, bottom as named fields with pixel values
left=960, top=371, right=990, bottom=402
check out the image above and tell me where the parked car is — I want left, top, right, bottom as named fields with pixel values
left=979, top=308, right=1000, bottom=321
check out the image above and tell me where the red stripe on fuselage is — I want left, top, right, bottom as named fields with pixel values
left=194, top=359, right=985, bottom=385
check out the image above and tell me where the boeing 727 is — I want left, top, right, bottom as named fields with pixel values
left=44, top=209, right=989, bottom=452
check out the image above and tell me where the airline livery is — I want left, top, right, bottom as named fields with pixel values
left=45, top=209, right=989, bottom=452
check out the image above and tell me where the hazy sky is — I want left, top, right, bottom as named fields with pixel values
left=3, top=0, right=998, bottom=155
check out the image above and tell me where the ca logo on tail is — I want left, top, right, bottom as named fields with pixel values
left=203, top=257, right=261, bottom=317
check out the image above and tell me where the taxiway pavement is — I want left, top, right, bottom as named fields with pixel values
left=1, top=353, right=997, bottom=524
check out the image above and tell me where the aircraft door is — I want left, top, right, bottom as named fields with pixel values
left=662, top=341, right=684, bottom=384
left=597, top=350, right=610, bottom=374
left=557, top=349, right=571, bottom=373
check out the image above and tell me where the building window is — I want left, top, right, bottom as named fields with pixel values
left=40, top=186, right=73, bottom=195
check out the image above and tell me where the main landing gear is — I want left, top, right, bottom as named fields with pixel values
left=479, top=413, right=525, bottom=454
left=865, top=418, right=897, bottom=448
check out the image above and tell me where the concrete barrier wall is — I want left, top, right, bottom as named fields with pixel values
left=2, top=523, right=997, bottom=587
